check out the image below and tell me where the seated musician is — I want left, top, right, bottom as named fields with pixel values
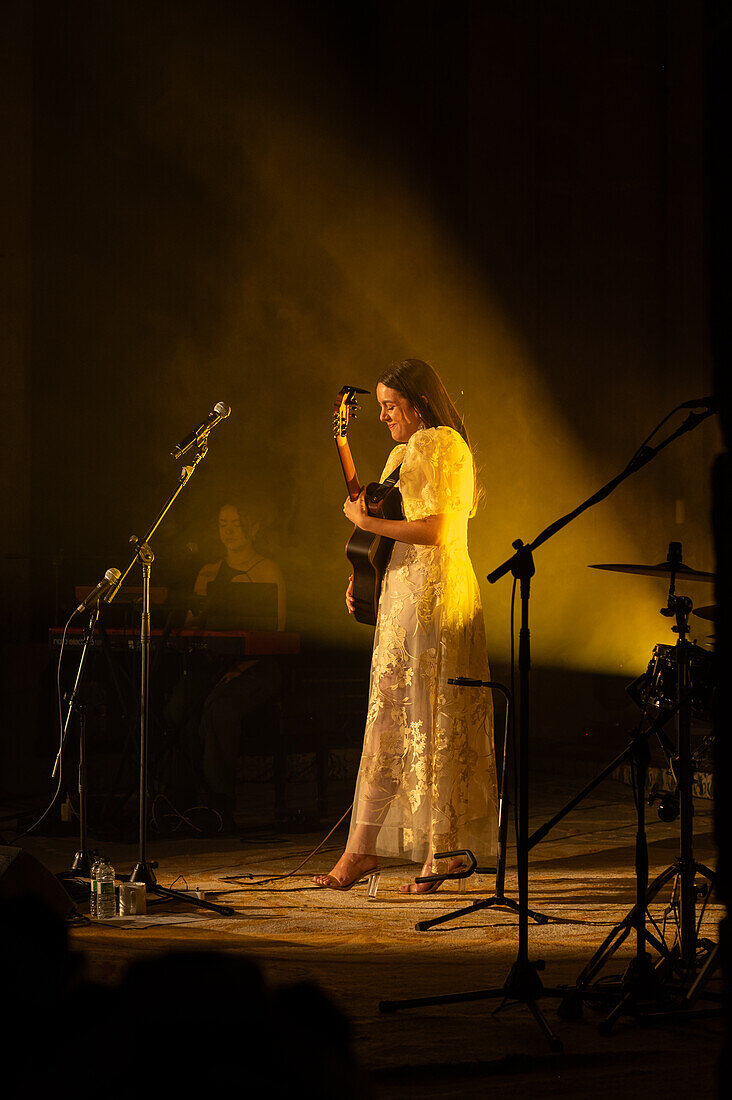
left=170, top=500, right=286, bottom=830
left=193, top=502, right=286, bottom=631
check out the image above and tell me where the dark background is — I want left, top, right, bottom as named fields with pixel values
left=0, top=0, right=721, bottom=797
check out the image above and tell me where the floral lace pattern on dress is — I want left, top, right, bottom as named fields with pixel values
left=347, top=427, right=498, bottom=867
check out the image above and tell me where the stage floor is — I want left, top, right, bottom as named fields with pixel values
left=12, top=777, right=724, bottom=1098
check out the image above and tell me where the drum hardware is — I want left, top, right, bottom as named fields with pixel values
left=692, top=604, right=719, bottom=623
left=557, top=542, right=719, bottom=1030
left=648, top=785, right=680, bottom=824
left=627, top=640, right=715, bottom=726
left=590, top=549, right=715, bottom=582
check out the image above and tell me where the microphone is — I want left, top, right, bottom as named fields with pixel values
left=75, top=567, right=122, bottom=614
left=680, top=396, right=717, bottom=410
left=170, top=401, right=231, bottom=459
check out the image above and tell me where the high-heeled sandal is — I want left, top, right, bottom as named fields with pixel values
left=312, top=868, right=381, bottom=897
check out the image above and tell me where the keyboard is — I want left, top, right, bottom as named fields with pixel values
left=49, top=627, right=299, bottom=657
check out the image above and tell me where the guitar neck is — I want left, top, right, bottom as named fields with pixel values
left=335, top=436, right=361, bottom=501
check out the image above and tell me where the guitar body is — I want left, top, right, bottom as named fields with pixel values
left=346, top=480, right=404, bottom=626
left=333, top=386, right=404, bottom=627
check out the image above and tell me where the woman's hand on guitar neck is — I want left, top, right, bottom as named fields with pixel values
left=346, top=574, right=355, bottom=615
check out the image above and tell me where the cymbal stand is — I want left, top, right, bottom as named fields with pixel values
left=559, top=564, right=719, bottom=1030
left=105, top=442, right=234, bottom=917
left=409, top=679, right=549, bottom=933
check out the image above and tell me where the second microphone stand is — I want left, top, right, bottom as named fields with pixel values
left=55, top=604, right=101, bottom=882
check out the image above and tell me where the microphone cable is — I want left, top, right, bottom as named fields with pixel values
left=10, top=608, right=77, bottom=842
left=211, top=802, right=355, bottom=891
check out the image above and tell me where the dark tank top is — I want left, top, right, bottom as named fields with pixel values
left=206, top=557, right=265, bottom=595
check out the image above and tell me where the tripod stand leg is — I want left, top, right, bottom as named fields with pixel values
left=574, top=916, right=633, bottom=989
left=473, top=896, right=548, bottom=924
left=380, top=987, right=505, bottom=1014
left=527, top=999, right=563, bottom=1052
left=415, top=895, right=549, bottom=933
left=683, top=942, right=720, bottom=1007
left=597, top=991, right=635, bottom=1036
left=151, top=883, right=235, bottom=917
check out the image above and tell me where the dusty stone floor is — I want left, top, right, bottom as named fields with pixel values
left=7, top=777, right=725, bottom=1098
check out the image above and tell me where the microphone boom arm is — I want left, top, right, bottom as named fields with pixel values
left=107, top=445, right=208, bottom=604
left=487, top=405, right=716, bottom=585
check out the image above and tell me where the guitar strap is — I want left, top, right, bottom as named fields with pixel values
left=382, top=463, right=402, bottom=488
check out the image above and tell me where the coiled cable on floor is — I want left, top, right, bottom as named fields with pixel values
left=212, top=802, right=355, bottom=891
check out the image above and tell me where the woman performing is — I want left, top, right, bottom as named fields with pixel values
left=314, top=359, right=498, bottom=895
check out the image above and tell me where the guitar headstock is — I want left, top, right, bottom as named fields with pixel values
left=333, top=385, right=369, bottom=440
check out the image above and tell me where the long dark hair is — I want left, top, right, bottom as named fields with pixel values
left=377, top=359, right=470, bottom=448
left=378, top=359, right=481, bottom=512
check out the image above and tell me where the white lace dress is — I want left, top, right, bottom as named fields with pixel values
left=347, top=426, right=498, bottom=867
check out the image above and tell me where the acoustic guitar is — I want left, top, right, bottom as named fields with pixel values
left=333, top=385, right=404, bottom=626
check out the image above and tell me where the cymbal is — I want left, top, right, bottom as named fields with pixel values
left=692, top=604, right=719, bottom=622
left=590, top=561, right=715, bottom=582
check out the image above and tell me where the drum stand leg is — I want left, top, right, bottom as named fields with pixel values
left=559, top=580, right=720, bottom=1030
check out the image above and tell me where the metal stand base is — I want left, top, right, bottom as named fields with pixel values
left=58, top=848, right=94, bottom=880
left=557, top=855, right=719, bottom=1032
left=380, top=957, right=564, bottom=1053
left=415, top=892, right=548, bottom=934
left=127, top=859, right=236, bottom=916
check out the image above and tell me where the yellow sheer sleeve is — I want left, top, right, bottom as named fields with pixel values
left=399, top=427, right=473, bottom=520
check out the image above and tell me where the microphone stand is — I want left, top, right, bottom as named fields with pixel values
left=376, top=403, right=716, bottom=1052
left=105, top=439, right=234, bottom=917
left=56, top=604, right=101, bottom=881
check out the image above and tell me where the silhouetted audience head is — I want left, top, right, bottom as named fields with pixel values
left=0, top=895, right=77, bottom=1011
left=0, top=900, right=370, bottom=1099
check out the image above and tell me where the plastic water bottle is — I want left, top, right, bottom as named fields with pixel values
left=97, top=859, right=117, bottom=920
left=89, top=856, right=101, bottom=919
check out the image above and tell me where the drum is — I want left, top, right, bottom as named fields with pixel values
left=628, top=642, right=715, bottom=724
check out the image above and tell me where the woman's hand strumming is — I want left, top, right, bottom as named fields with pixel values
left=346, top=574, right=355, bottom=615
